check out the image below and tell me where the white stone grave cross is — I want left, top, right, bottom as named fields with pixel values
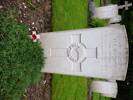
left=39, top=24, right=129, bottom=98
left=40, top=24, right=128, bottom=81
left=118, top=1, right=132, bottom=10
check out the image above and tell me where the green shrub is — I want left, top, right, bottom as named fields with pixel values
left=89, top=18, right=109, bottom=27
left=0, top=9, right=44, bottom=100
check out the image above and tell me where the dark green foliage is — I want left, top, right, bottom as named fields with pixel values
left=121, top=10, right=133, bottom=44
left=111, top=0, right=118, bottom=4
left=89, top=18, right=109, bottom=27
left=0, top=9, right=44, bottom=100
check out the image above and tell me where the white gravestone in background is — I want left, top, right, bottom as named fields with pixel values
left=40, top=24, right=129, bottom=81
left=93, top=2, right=132, bottom=23
left=93, top=5, right=122, bottom=23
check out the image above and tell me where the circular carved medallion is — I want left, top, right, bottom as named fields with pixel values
left=67, top=43, right=86, bottom=63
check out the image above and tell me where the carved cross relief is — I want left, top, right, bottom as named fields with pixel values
left=50, top=34, right=97, bottom=72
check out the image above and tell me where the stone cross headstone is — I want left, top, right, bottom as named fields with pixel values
left=40, top=24, right=129, bottom=81
left=118, top=1, right=132, bottom=10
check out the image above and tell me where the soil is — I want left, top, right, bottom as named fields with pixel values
left=0, top=0, right=52, bottom=100
left=23, top=74, right=52, bottom=100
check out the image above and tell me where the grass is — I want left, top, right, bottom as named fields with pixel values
left=52, top=0, right=88, bottom=31
left=93, top=93, right=111, bottom=100
left=52, top=0, right=88, bottom=100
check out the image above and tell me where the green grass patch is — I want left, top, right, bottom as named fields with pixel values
left=52, top=0, right=88, bottom=31
left=93, top=93, right=111, bottom=100
left=52, top=0, right=88, bottom=100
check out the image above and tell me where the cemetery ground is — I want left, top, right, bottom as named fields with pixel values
left=0, top=0, right=133, bottom=100
left=0, top=0, right=108, bottom=100
left=0, top=0, right=111, bottom=100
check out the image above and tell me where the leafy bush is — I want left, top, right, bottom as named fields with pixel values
left=89, top=18, right=108, bottom=27
left=0, top=9, right=44, bottom=100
